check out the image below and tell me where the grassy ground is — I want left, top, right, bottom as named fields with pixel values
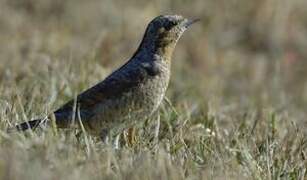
left=0, top=0, right=307, bottom=179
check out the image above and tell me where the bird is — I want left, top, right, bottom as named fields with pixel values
left=9, top=15, right=199, bottom=138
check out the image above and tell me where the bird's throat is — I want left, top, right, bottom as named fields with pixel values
left=156, top=43, right=175, bottom=62
left=136, top=35, right=177, bottom=62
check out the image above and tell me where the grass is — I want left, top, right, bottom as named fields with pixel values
left=0, top=0, right=307, bottom=179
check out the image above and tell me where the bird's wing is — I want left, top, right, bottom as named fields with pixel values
left=54, top=61, right=150, bottom=116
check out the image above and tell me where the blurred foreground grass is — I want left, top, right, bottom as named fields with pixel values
left=0, top=0, right=306, bottom=179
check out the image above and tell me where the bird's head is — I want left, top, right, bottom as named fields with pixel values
left=139, top=15, right=199, bottom=60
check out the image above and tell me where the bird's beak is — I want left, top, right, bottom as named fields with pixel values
left=182, top=18, right=200, bottom=28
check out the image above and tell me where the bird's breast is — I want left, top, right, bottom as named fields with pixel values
left=87, top=61, right=170, bottom=135
left=119, top=61, right=170, bottom=117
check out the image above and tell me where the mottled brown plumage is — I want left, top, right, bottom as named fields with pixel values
left=11, top=15, right=198, bottom=137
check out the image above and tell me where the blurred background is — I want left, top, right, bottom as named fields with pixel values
left=0, top=0, right=307, bottom=179
left=1, top=0, right=307, bottom=133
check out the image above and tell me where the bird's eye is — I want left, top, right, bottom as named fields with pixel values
left=170, top=21, right=177, bottom=26
left=165, top=21, right=177, bottom=31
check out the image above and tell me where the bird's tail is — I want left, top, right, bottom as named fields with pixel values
left=7, top=119, right=44, bottom=133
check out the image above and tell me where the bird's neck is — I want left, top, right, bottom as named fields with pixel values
left=136, top=37, right=177, bottom=63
